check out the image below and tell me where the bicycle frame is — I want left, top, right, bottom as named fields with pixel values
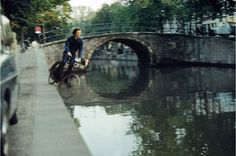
left=48, top=56, right=86, bottom=85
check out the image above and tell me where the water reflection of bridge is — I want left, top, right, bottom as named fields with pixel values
left=62, top=64, right=235, bottom=115
left=89, top=59, right=138, bottom=78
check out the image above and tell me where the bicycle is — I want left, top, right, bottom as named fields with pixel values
left=48, top=56, right=86, bottom=98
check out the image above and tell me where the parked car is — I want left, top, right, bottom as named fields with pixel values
left=209, top=22, right=235, bottom=37
left=1, top=14, right=19, bottom=156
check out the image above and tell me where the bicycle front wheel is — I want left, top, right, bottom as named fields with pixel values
left=48, top=60, right=61, bottom=84
left=58, top=74, right=80, bottom=99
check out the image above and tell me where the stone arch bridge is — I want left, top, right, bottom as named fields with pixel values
left=43, top=32, right=235, bottom=67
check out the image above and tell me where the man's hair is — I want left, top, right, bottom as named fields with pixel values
left=72, top=27, right=81, bottom=35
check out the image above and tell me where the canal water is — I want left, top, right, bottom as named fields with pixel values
left=59, top=57, right=235, bottom=156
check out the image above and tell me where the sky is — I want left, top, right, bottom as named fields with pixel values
left=69, top=0, right=119, bottom=10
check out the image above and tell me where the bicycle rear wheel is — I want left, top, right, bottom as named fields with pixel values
left=58, top=74, right=80, bottom=99
left=48, top=60, right=61, bottom=84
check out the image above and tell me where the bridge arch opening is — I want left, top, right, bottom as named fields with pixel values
left=111, top=38, right=151, bottom=66
left=90, top=38, right=151, bottom=66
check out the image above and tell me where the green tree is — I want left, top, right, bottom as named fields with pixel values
left=121, top=0, right=235, bottom=33
left=92, top=4, right=113, bottom=24
left=1, top=0, right=71, bottom=41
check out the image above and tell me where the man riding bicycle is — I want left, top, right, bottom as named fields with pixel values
left=54, top=27, right=88, bottom=82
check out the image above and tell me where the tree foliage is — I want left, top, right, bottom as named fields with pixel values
left=1, top=0, right=71, bottom=41
left=84, top=0, right=235, bottom=34
left=2, top=0, right=234, bottom=40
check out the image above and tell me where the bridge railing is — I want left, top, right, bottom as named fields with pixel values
left=39, top=22, right=193, bottom=44
left=80, top=22, right=159, bottom=35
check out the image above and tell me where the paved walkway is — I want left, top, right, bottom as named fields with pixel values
left=8, top=47, right=91, bottom=156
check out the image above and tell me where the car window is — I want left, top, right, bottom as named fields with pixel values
left=0, top=56, right=15, bottom=81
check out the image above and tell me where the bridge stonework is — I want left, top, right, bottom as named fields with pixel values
left=43, top=33, right=235, bottom=67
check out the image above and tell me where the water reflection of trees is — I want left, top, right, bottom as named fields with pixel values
left=128, top=92, right=235, bottom=156
left=85, top=66, right=235, bottom=155
left=66, top=63, right=235, bottom=155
